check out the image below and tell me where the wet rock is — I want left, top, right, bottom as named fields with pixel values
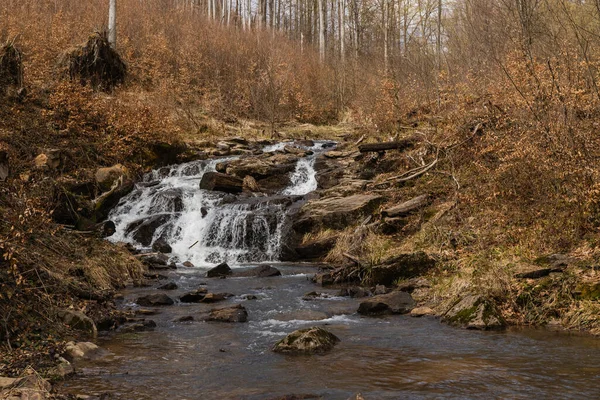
left=293, top=194, right=384, bottom=233
left=126, top=214, right=171, bottom=246
left=236, top=265, right=282, bottom=278
left=369, top=252, right=436, bottom=285
left=119, top=319, right=157, bottom=333
left=175, top=316, right=194, bottom=322
left=381, top=194, right=429, bottom=218
left=142, top=272, right=168, bottom=280
left=136, top=308, right=159, bottom=316
left=136, top=293, right=175, bottom=306
left=373, top=285, right=388, bottom=295
left=57, top=309, right=97, bottom=338
left=295, top=236, right=338, bottom=260
left=302, top=291, right=332, bottom=300
left=201, top=292, right=233, bottom=303
left=272, top=327, right=340, bottom=355
left=338, top=287, right=370, bottom=298
left=95, top=164, right=129, bottom=192
left=152, top=238, right=172, bottom=254
left=243, top=175, right=261, bottom=192
left=47, top=357, right=75, bottom=379
left=179, top=288, right=208, bottom=303
left=442, top=295, right=505, bottom=330
left=100, top=220, right=116, bottom=237
left=294, top=139, right=315, bottom=147
left=206, top=262, right=232, bottom=278
left=242, top=294, right=258, bottom=300
left=183, top=261, right=195, bottom=268
left=151, top=188, right=184, bottom=213
left=207, top=304, right=248, bottom=323
left=140, top=253, right=169, bottom=266
left=199, top=171, right=243, bottom=194
left=284, top=145, right=313, bottom=157
left=312, top=272, right=334, bottom=286
left=93, top=178, right=135, bottom=221
left=200, top=207, right=209, bottom=218
left=63, top=341, right=105, bottom=362
left=410, top=306, right=435, bottom=317
left=357, top=291, right=415, bottom=316
left=157, top=281, right=178, bottom=290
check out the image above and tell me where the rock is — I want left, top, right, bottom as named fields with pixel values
left=100, top=220, right=116, bottom=237
left=152, top=238, right=172, bottom=253
left=226, top=136, right=249, bottom=146
left=224, top=154, right=298, bottom=180
left=284, top=145, right=312, bottom=156
left=294, top=139, right=315, bottom=147
left=302, top=291, right=331, bottom=300
left=373, top=285, right=388, bottom=295
left=242, top=294, right=258, bottom=300
left=126, top=214, right=171, bottom=246
left=47, top=357, right=75, bottom=379
left=95, top=164, right=129, bottom=191
left=119, top=320, right=157, bottom=333
left=533, top=253, right=574, bottom=268
left=135, top=308, right=158, bottom=316
left=369, top=252, right=436, bottom=285
left=140, top=253, right=170, bottom=267
left=175, top=316, right=194, bottom=322
left=293, top=194, right=384, bottom=233
left=272, top=327, right=340, bottom=355
left=410, top=306, right=435, bottom=317
left=200, top=207, right=209, bottom=217
left=243, top=175, right=261, bottom=192
left=63, top=341, right=103, bottom=362
left=0, top=373, right=51, bottom=399
left=57, top=309, right=97, bottom=337
left=206, top=262, right=232, bottom=278
left=0, top=150, right=8, bottom=181
left=381, top=194, right=429, bottom=218
left=136, top=293, right=175, bottom=306
left=295, top=236, right=338, bottom=260
left=396, top=277, right=431, bottom=293
left=179, top=288, right=208, bottom=303
left=201, top=292, right=232, bottom=303
left=183, top=261, right=195, bottom=268
left=92, top=178, right=135, bottom=221
left=236, top=265, right=282, bottom=277
left=442, top=295, right=505, bottom=330
left=199, top=171, right=243, bottom=193
left=312, top=272, right=333, bottom=286
left=207, top=304, right=248, bottom=322
left=157, top=281, right=178, bottom=290
left=151, top=188, right=184, bottom=213
left=357, top=291, right=415, bottom=315
left=338, top=287, right=370, bottom=298
left=34, top=149, right=62, bottom=169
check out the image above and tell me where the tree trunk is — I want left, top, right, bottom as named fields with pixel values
left=108, top=0, right=117, bottom=48
left=318, top=0, right=325, bottom=61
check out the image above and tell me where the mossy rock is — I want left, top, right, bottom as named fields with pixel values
left=273, top=327, right=340, bottom=355
left=442, top=295, right=505, bottom=330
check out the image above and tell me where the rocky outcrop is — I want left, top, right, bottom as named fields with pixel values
left=56, top=309, right=97, bottom=338
left=369, top=251, right=436, bottom=285
left=293, top=194, right=384, bottom=234
left=357, top=291, right=415, bottom=315
left=442, top=295, right=505, bottom=330
left=199, top=171, right=243, bottom=193
left=272, top=327, right=340, bottom=355
left=206, top=262, right=232, bottom=278
left=136, top=293, right=175, bottom=306
left=207, top=304, right=248, bottom=322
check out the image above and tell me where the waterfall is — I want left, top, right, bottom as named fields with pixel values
left=108, top=141, right=334, bottom=267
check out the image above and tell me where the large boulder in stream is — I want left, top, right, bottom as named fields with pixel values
left=293, top=194, right=384, bottom=234
left=442, top=295, right=505, bottom=330
left=357, top=291, right=415, bottom=316
left=207, top=304, right=248, bottom=322
left=206, top=262, right=232, bottom=278
left=200, top=171, right=243, bottom=193
left=272, top=327, right=340, bottom=355
left=136, top=293, right=175, bottom=306
left=125, top=214, right=171, bottom=246
left=235, top=265, right=282, bottom=277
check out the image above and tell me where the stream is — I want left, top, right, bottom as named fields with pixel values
left=59, top=142, right=600, bottom=399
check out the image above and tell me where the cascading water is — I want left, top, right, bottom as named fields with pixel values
left=108, top=141, right=334, bottom=267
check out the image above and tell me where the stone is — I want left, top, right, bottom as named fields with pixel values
left=34, top=149, right=62, bottom=169
left=57, top=309, right=97, bottom=338
left=201, top=292, right=232, bottom=303
left=442, top=295, right=505, bottom=330
left=179, top=288, right=208, bottom=303
left=119, top=320, right=157, bottom=333
left=243, top=175, right=261, bottom=192
left=136, top=293, right=175, bottom=306
left=357, top=291, right=415, bottom=316
left=207, top=304, right=248, bottom=323
left=175, top=316, right=194, bottom=322
left=92, top=178, right=135, bottom=221
left=293, top=194, right=384, bottom=233
left=369, top=252, right=436, bottom=285
left=302, top=291, right=331, bottom=300
left=236, top=265, right=282, bottom=278
left=284, top=145, right=312, bottom=157
left=183, top=261, right=195, bottom=268
left=157, top=282, right=178, bottom=290
left=294, top=139, right=315, bottom=147
left=206, top=262, right=232, bottom=278
left=338, top=287, right=370, bottom=298
left=410, top=306, right=435, bottom=317
left=295, top=236, right=338, bottom=260
left=272, top=327, right=340, bottom=355
left=381, top=194, right=429, bottom=218
left=63, top=341, right=103, bottom=362
left=47, top=357, right=75, bottom=379
left=126, top=214, right=171, bottom=247
left=152, top=238, right=172, bottom=253
left=313, top=272, right=334, bottom=286
left=199, top=172, right=243, bottom=193
left=95, top=164, right=129, bottom=192
left=200, top=207, right=209, bottom=218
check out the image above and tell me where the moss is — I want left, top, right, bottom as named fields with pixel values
left=448, top=304, right=479, bottom=325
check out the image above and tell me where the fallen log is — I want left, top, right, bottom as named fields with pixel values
left=382, top=194, right=429, bottom=218
left=358, top=137, right=419, bottom=153
left=200, top=171, right=243, bottom=193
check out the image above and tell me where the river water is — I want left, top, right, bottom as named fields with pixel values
left=60, top=143, right=600, bottom=399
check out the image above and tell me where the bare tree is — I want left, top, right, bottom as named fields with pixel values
left=108, top=0, right=117, bottom=48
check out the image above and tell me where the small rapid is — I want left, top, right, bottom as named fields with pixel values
left=108, top=141, right=333, bottom=266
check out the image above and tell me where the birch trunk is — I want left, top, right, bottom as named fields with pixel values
left=319, top=0, right=325, bottom=61
left=108, top=0, right=117, bottom=48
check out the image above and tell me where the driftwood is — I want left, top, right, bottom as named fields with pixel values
left=200, top=171, right=243, bottom=193
left=382, top=194, right=429, bottom=218
left=358, top=137, right=419, bottom=153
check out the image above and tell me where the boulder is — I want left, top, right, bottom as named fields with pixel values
left=295, top=236, right=338, bottom=260
left=235, top=265, right=282, bottom=278
left=175, top=316, right=194, bottom=322
left=312, top=272, right=334, bottom=286
left=284, top=145, right=313, bottom=157
left=183, top=261, right=195, bottom=268
left=357, top=291, right=415, bottom=316
left=441, top=295, right=505, bottom=330
left=381, top=194, right=429, bottom=218
left=0, top=373, right=51, bottom=399
left=272, top=327, right=340, bottom=355
left=201, top=292, right=233, bottom=303
left=152, top=238, right=172, bottom=253
left=93, top=178, right=135, bottom=221
left=56, top=309, right=97, bottom=338
left=157, top=281, right=178, bottom=290
left=206, top=262, right=232, bottom=278
left=95, top=164, right=129, bottom=191
left=136, top=293, right=175, bottom=306
left=126, top=214, right=171, bottom=246
left=294, top=139, right=315, bottom=147
left=293, top=194, right=384, bottom=233
left=207, top=304, right=248, bottom=322
left=179, top=288, right=208, bottom=303
left=63, top=341, right=105, bottom=362
left=338, top=286, right=370, bottom=298
left=47, top=357, right=75, bottom=379
left=243, top=175, right=261, bottom=192
left=199, top=172, right=243, bottom=193
left=369, top=252, right=436, bottom=285
left=410, top=306, right=435, bottom=317
left=119, top=320, right=157, bottom=333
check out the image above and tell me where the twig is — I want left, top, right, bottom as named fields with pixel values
left=188, top=240, right=199, bottom=249
left=354, top=134, right=365, bottom=145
